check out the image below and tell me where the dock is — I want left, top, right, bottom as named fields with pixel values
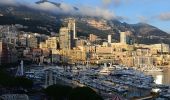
left=133, top=95, right=154, bottom=100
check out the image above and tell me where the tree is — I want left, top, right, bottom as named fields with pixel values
left=0, top=69, right=15, bottom=87
left=14, top=77, right=33, bottom=89
left=68, top=87, right=103, bottom=100
left=44, top=84, right=72, bottom=100
left=44, top=85, right=103, bottom=100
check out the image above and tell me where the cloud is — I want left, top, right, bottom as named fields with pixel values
left=102, top=0, right=121, bottom=6
left=78, top=6, right=115, bottom=19
left=117, top=16, right=129, bottom=21
left=26, top=2, right=75, bottom=14
left=102, top=0, right=133, bottom=7
left=158, top=12, right=170, bottom=21
left=113, top=0, right=121, bottom=6
left=29, top=2, right=115, bottom=19
left=0, top=0, right=116, bottom=20
left=137, top=16, right=148, bottom=23
left=0, top=0, right=17, bottom=5
left=102, top=0, right=113, bottom=5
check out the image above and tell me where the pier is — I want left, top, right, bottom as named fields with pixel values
left=134, top=96, right=153, bottom=100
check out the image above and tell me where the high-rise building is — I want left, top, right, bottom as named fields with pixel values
left=108, top=35, right=112, bottom=43
left=17, top=33, right=27, bottom=46
left=120, top=31, right=127, bottom=44
left=68, top=18, right=77, bottom=39
left=59, top=27, right=74, bottom=50
left=89, top=34, right=98, bottom=42
left=46, top=37, right=57, bottom=49
left=39, top=37, right=59, bottom=50
left=0, top=40, right=17, bottom=65
left=1, top=42, right=9, bottom=64
left=76, top=39, right=86, bottom=47
left=27, top=34, right=38, bottom=48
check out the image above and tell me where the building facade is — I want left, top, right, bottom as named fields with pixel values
left=59, top=27, right=74, bottom=50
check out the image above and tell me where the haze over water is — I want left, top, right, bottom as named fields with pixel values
left=145, top=69, right=170, bottom=85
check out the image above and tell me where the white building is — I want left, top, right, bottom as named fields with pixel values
left=108, top=35, right=112, bottom=43
left=120, top=31, right=126, bottom=44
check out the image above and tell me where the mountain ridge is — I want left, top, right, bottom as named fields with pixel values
left=0, top=4, right=169, bottom=44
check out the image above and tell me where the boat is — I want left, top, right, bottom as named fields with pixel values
left=99, top=64, right=115, bottom=75
left=143, top=66, right=163, bottom=72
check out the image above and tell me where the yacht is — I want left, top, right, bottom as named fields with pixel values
left=99, top=65, right=115, bottom=75
left=143, top=66, right=163, bottom=72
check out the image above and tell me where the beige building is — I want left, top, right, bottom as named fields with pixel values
left=39, top=42, right=47, bottom=49
left=69, top=47, right=87, bottom=64
left=151, top=43, right=169, bottom=54
left=46, top=37, right=57, bottom=49
left=51, top=49, right=60, bottom=63
left=120, top=31, right=126, bottom=44
left=58, top=47, right=86, bottom=64
left=76, top=39, right=86, bottom=47
left=39, top=37, right=58, bottom=50
left=89, top=34, right=98, bottom=42
left=27, top=34, right=38, bottom=48
left=111, top=43, right=129, bottom=52
left=133, top=48, right=154, bottom=67
left=59, top=27, right=74, bottom=50
left=135, top=43, right=169, bottom=55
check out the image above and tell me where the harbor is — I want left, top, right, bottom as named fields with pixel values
left=24, top=64, right=163, bottom=100
left=145, top=68, right=170, bottom=99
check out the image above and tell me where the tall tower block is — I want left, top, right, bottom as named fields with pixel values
left=108, top=35, right=112, bottom=43
left=59, top=27, right=74, bottom=49
left=120, top=32, right=126, bottom=44
left=68, top=18, right=77, bottom=39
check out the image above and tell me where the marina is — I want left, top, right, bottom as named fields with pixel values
left=24, top=64, right=159, bottom=99
left=145, top=69, right=170, bottom=99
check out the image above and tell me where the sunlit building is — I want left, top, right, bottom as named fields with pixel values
left=89, top=34, right=98, bottom=42
left=76, top=39, right=86, bottom=47
left=59, top=27, right=74, bottom=50
left=39, top=37, right=58, bottom=50
left=120, top=31, right=127, bottom=44
left=46, top=37, right=57, bottom=49
left=68, top=18, right=77, bottom=39
left=27, top=34, right=38, bottom=48
left=133, top=48, right=154, bottom=67
left=108, top=34, right=112, bottom=43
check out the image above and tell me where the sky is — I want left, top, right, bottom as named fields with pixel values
left=0, top=0, right=170, bottom=33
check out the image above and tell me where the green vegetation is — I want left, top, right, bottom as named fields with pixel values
left=14, top=77, right=33, bottom=89
left=69, top=87, right=103, bottom=100
left=44, top=84, right=72, bottom=100
left=0, top=69, right=15, bottom=87
left=77, top=21, right=111, bottom=39
left=0, top=16, right=60, bottom=35
left=0, top=69, right=33, bottom=89
left=0, top=62, right=19, bottom=68
left=44, top=84, right=103, bottom=100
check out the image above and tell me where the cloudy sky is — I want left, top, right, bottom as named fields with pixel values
left=0, top=0, right=170, bottom=33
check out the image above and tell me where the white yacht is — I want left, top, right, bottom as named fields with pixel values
left=143, top=66, right=163, bottom=72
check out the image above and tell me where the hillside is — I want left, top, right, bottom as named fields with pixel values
left=0, top=4, right=169, bottom=44
left=131, top=23, right=168, bottom=36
